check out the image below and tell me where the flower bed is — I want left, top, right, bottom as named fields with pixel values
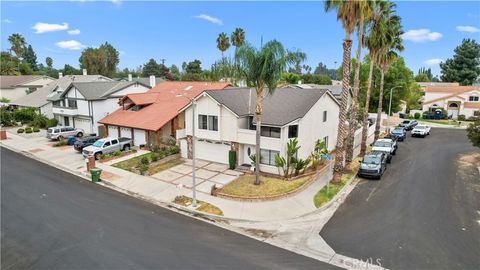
left=99, top=149, right=138, bottom=163
left=173, top=195, right=223, bottom=216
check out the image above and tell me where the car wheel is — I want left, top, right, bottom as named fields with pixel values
left=94, top=152, right=101, bottom=160
left=58, top=135, right=64, bottom=140
left=387, top=158, right=391, bottom=164
left=77, top=132, right=83, bottom=137
left=123, top=145, right=130, bottom=151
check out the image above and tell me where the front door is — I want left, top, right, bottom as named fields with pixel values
left=447, top=103, right=460, bottom=119
left=64, top=116, right=70, bottom=126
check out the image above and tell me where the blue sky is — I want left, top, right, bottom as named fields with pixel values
left=1, top=1, right=479, bottom=76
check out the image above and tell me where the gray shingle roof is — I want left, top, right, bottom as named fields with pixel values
left=56, top=81, right=149, bottom=101
left=0, top=75, right=50, bottom=88
left=205, top=87, right=329, bottom=127
left=285, top=84, right=350, bottom=103
left=13, top=75, right=112, bottom=107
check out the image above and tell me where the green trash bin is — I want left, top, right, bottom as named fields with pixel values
left=90, top=168, right=102, bottom=183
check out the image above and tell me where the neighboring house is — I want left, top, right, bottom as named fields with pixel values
left=417, top=82, right=460, bottom=91
left=115, top=75, right=164, bottom=87
left=48, top=81, right=150, bottom=135
left=11, top=75, right=112, bottom=118
left=98, top=81, right=231, bottom=147
left=0, top=75, right=54, bottom=101
left=422, top=85, right=480, bottom=118
left=285, top=84, right=353, bottom=107
left=179, top=87, right=340, bottom=174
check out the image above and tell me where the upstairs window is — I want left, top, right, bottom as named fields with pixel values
left=198, top=114, right=218, bottom=131
left=67, top=99, right=77, bottom=108
left=469, top=96, right=479, bottom=101
left=288, top=125, right=298, bottom=138
left=208, top=115, right=218, bottom=131
left=261, top=126, right=281, bottom=138
left=323, top=110, right=327, bottom=122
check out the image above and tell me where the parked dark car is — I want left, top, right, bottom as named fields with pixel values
left=74, top=136, right=101, bottom=152
left=398, top=119, right=418, bottom=131
left=390, top=127, right=407, bottom=141
left=358, top=151, right=388, bottom=179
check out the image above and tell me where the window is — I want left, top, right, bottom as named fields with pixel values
left=261, top=126, right=281, bottom=138
left=198, top=115, right=208, bottom=129
left=323, top=111, right=327, bottom=122
left=198, top=114, right=218, bottom=131
left=469, top=96, right=479, bottom=101
left=208, top=115, right=218, bottom=131
left=67, top=127, right=75, bottom=131
left=111, top=139, right=118, bottom=145
left=67, top=99, right=77, bottom=108
left=260, top=149, right=279, bottom=166
left=248, top=116, right=255, bottom=130
left=323, top=136, right=329, bottom=149
left=288, top=125, right=298, bottom=138
left=104, top=142, right=111, bottom=147
left=53, top=100, right=61, bottom=106
left=63, top=117, right=69, bottom=126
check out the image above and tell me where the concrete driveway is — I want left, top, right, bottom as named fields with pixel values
left=150, top=159, right=243, bottom=193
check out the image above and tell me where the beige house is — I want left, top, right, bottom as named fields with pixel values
left=0, top=75, right=54, bottom=101
left=422, top=84, right=480, bottom=119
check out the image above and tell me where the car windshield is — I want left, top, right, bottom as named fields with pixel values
left=363, top=156, right=380, bottom=165
left=374, top=141, right=391, bottom=148
left=47, top=128, right=53, bottom=133
left=392, top=129, right=403, bottom=134
left=415, top=126, right=425, bottom=129
left=402, top=120, right=410, bottom=124
left=93, top=141, right=104, bottom=147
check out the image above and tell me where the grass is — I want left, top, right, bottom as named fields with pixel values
left=313, top=156, right=362, bottom=208
left=417, top=119, right=461, bottom=126
left=219, top=174, right=310, bottom=198
left=112, top=153, right=152, bottom=172
left=147, top=159, right=184, bottom=175
left=173, top=195, right=223, bottom=216
left=112, top=152, right=183, bottom=176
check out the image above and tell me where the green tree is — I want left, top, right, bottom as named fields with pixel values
left=22, top=45, right=38, bottom=71
left=231, top=28, right=246, bottom=84
left=46, top=57, right=53, bottom=69
left=101, top=42, right=120, bottom=77
left=8, top=33, right=26, bottom=58
left=324, top=0, right=360, bottom=183
left=216, top=32, right=230, bottom=60
left=79, top=42, right=119, bottom=77
left=466, top=118, right=480, bottom=148
left=170, top=64, right=181, bottom=80
left=281, top=72, right=302, bottom=84
left=287, top=49, right=307, bottom=74
left=314, top=62, right=338, bottom=79
left=302, top=73, right=332, bottom=85
left=235, top=40, right=294, bottom=185
left=440, top=39, right=480, bottom=85
left=62, top=64, right=81, bottom=75
left=417, top=67, right=433, bottom=81
left=185, top=59, right=203, bottom=74
left=141, top=59, right=169, bottom=77
left=19, top=61, right=34, bottom=75
left=415, top=73, right=430, bottom=82
left=0, top=51, right=19, bottom=75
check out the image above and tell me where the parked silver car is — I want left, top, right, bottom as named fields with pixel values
left=46, top=126, right=84, bottom=140
left=82, top=137, right=132, bottom=160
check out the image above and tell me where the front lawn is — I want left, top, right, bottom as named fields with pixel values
left=173, top=195, right=223, bottom=216
left=112, top=153, right=152, bottom=172
left=218, top=174, right=310, bottom=198
left=418, top=119, right=461, bottom=126
left=313, top=156, right=362, bottom=208
left=112, top=150, right=182, bottom=176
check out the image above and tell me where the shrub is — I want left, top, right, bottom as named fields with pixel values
left=0, top=107, right=15, bottom=126
left=13, top=108, right=36, bottom=124
left=100, top=153, right=108, bottom=159
left=151, top=153, right=160, bottom=162
left=168, top=145, right=180, bottom=155
left=141, top=156, right=150, bottom=165
left=31, top=114, right=48, bottom=128
left=25, top=127, right=33, bottom=133
left=33, top=127, right=40, bottom=132
left=228, top=150, right=236, bottom=170
left=139, top=163, right=149, bottom=175
left=414, top=112, right=421, bottom=119
left=458, top=115, right=466, bottom=121
left=46, top=118, right=58, bottom=128
left=159, top=136, right=177, bottom=146
left=17, top=128, right=25, bottom=133
left=54, top=140, right=67, bottom=147
left=113, top=150, right=122, bottom=156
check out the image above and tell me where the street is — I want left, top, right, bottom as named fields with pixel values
left=0, top=147, right=339, bottom=270
left=321, top=128, right=480, bottom=270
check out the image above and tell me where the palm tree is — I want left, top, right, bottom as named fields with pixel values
left=216, top=32, right=231, bottom=61
left=231, top=28, right=246, bottom=85
left=360, top=0, right=391, bottom=156
left=235, top=40, right=294, bottom=185
left=46, top=57, right=53, bottom=69
left=374, top=8, right=404, bottom=141
left=325, top=0, right=362, bottom=183
left=344, top=1, right=374, bottom=171
left=8, top=33, right=26, bottom=58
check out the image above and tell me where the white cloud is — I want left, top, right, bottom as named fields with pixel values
left=55, top=40, right=86, bottom=50
left=68, top=29, right=81, bottom=35
left=402, top=29, right=443, bottom=42
left=424, top=58, right=443, bottom=66
left=3, top=19, right=12, bottom=24
left=195, top=14, right=223, bottom=25
left=32, top=22, right=69, bottom=33
left=456, top=25, right=480, bottom=33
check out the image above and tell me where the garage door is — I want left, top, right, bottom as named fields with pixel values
left=133, top=129, right=146, bottom=146
left=108, top=126, right=119, bottom=138
left=120, top=127, right=131, bottom=138
left=195, top=140, right=230, bottom=164
left=74, top=117, right=92, bottom=134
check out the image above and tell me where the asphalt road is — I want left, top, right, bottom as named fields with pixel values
left=321, top=128, right=480, bottom=270
left=1, top=147, right=339, bottom=270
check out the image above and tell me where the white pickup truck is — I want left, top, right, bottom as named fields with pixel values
left=411, top=124, right=431, bottom=138
left=82, top=137, right=132, bottom=159
left=372, top=138, right=397, bottom=163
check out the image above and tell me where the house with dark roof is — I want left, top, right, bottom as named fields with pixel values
left=179, top=87, right=340, bottom=174
left=98, top=81, right=231, bottom=147
left=48, top=81, right=150, bottom=134
left=11, top=75, right=112, bottom=118
left=0, top=75, right=54, bottom=101
left=285, top=83, right=353, bottom=106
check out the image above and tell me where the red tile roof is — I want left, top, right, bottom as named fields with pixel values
left=424, top=85, right=477, bottom=93
left=99, top=81, right=231, bottom=131
left=464, top=102, right=480, bottom=109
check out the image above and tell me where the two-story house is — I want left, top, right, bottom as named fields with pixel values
left=48, top=81, right=150, bottom=135
left=422, top=84, right=480, bottom=118
left=179, top=87, right=340, bottom=174
left=0, top=75, right=54, bottom=101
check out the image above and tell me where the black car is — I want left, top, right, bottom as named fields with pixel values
left=358, top=151, right=388, bottom=179
left=74, top=136, right=100, bottom=152
left=398, top=119, right=418, bottom=131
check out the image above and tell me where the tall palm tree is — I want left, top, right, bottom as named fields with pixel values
left=360, top=0, right=391, bottom=156
left=374, top=9, right=404, bottom=141
left=231, top=28, right=246, bottom=85
left=8, top=33, right=26, bottom=58
left=235, top=40, right=294, bottom=185
left=216, top=32, right=231, bottom=61
left=325, top=0, right=362, bottom=183
left=46, top=57, right=53, bottom=69
left=344, top=1, right=374, bottom=171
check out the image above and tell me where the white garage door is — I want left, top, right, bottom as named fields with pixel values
left=74, top=117, right=91, bottom=134
left=195, top=140, right=230, bottom=164
left=108, top=126, right=119, bottom=137
left=133, top=129, right=146, bottom=146
left=120, top=127, right=131, bottom=138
